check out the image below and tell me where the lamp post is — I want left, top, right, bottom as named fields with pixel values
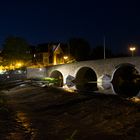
left=103, top=36, right=106, bottom=59
left=129, top=47, right=136, bottom=57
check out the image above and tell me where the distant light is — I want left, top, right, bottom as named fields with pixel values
left=129, top=47, right=136, bottom=51
left=0, top=69, right=6, bottom=74
left=129, top=46, right=136, bottom=56
left=39, top=68, right=42, bottom=71
left=15, top=63, right=23, bottom=68
left=7, top=75, right=10, bottom=78
left=17, top=70, right=22, bottom=74
left=63, top=56, right=68, bottom=60
left=17, top=63, right=22, bottom=67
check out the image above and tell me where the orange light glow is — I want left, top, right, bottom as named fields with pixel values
left=129, top=47, right=136, bottom=51
left=63, top=56, right=68, bottom=60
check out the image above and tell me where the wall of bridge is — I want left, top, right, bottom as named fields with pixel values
left=27, top=56, right=140, bottom=84
left=45, top=57, right=140, bottom=83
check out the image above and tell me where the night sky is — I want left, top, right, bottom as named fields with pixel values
left=0, top=0, right=140, bottom=55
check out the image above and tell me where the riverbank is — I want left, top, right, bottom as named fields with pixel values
left=1, top=85, right=140, bottom=140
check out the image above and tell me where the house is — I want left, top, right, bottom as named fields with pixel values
left=34, top=43, right=68, bottom=66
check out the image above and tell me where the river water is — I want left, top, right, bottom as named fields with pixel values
left=64, top=81, right=140, bottom=98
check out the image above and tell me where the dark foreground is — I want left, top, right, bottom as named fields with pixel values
left=0, top=84, right=140, bottom=140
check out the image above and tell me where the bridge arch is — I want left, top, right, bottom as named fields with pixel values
left=111, top=63, right=139, bottom=82
left=111, top=63, right=140, bottom=97
left=74, top=67, right=98, bottom=91
left=50, top=70, right=63, bottom=87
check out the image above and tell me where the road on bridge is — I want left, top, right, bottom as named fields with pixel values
left=0, top=81, right=140, bottom=140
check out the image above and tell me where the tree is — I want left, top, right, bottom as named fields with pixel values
left=68, top=38, right=91, bottom=61
left=2, top=36, right=31, bottom=66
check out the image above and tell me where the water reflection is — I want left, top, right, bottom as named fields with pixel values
left=66, top=81, right=140, bottom=98
left=15, top=111, right=37, bottom=139
left=112, top=82, right=140, bottom=98
left=6, top=111, right=37, bottom=140
left=76, top=82, right=98, bottom=92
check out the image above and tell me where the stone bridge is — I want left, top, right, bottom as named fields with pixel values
left=27, top=56, right=140, bottom=96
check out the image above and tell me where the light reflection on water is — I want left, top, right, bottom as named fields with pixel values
left=6, top=111, right=37, bottom=140
left=16, top=111, right=37, bottom=139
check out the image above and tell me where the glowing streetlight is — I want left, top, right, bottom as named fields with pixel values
left=63, top=56, right=68, bottom=60
left=63, top=56, right=68, bottom=63
left=17, top=63, right=22, bottom=67
left=129, top=47, right=136, bottom=56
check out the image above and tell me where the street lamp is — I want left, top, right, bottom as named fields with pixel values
left=129, top=47, right=136, bottom=57
left=63, top=56, right=68, bottom=60
left=63, top=56, right=68, bottom=63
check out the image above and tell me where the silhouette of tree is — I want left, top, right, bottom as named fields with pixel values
left=2, top=36, right=31, bottom=65
left=68, top=38, right=91, bottom=61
